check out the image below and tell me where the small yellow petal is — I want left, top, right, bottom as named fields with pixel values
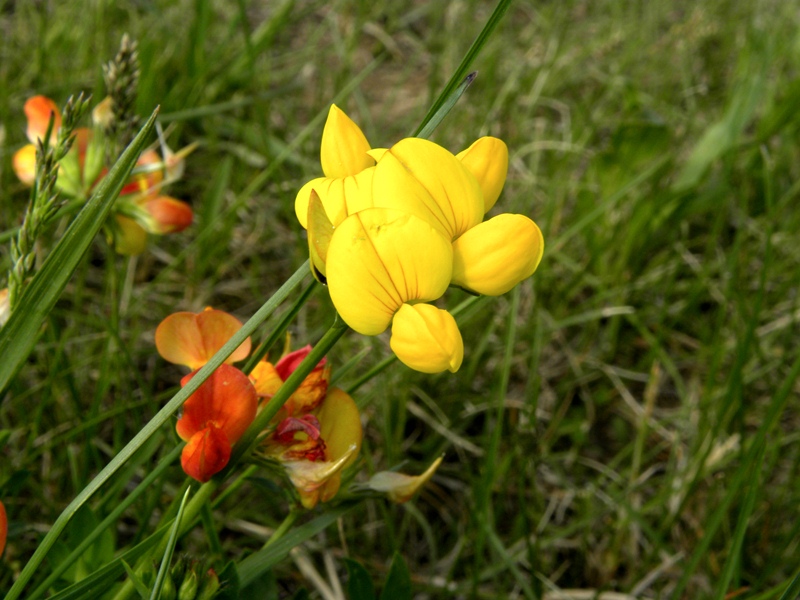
left=368, top=455, right=444, bottom=503
left=327, top=209, right=453, bottom=335
left=457, top=137, right=508, bottom=213
left=283, top=445, right=359, bottom=509
left=12, top=145, right=36, bottom=186
left=294, top=168, right=375, bottom=230
left=112, top=215, right=148, bottom=256
left=390, top=304, right=463, bottom=373
left=452, top=214, right=544, bottom=296
left=372, top=138, right=484, bottom=240
left=307, top=190, right=334, bottom=279
left=320, top=105, right=375, bottom=178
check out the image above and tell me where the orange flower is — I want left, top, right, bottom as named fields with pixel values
left=155, top=308, right=252, bottom=371
left=177, top=365, right=258, bottom=482
left=0, top=499, right=7, bottom=556
left=24, top=96, right=61, bottom=144
left=265, top=387, right=362, bottom=508
left=250, top=345, right=330, bottom=416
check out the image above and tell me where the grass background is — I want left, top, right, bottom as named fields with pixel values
left=2, top=0, right=800, bottom=597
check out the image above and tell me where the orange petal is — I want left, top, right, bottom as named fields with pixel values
left=12, top=145, right=36, bottom=186
left=0, top=499, right=7, bottom=556
left=24, top=96, right=61, bottom=144
left=181, top=426, right=232, bottom=482
left=155, top=308, right=252, bottom=370
left=143, top=196, right=193, bottom=234
left=176, top=364, right=258, bottom=443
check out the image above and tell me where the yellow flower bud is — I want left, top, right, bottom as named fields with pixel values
left=390, top=303, right=463, bottom=373
left=457, top=137, right=508, bottom=213
left=451, top=214, right=544, bottom=296
left=320, top=104, right=375, bottom=178
left=327, top=209, right=453, bottom=335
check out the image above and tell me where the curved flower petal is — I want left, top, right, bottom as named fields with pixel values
left=176, top=364, right=258, bottom=443
left=25, top=96, right=61, bottom=144
left=295, top=167, right=375, bottom=229
left=155, top=308, right=252, bottom=370
left=372, top=138, right=484, bottom=240
left=0, top=499, right=7, bottom=556
left=320, top=104, right=375, bottom=178
left=457, top=137, right=508, bottom=213
left=275, top=345, right=325, bottom=380
left=367, top=455, right=444, bottom=503
left=283, top=445, right=358, bottom=509
left=250, top=360, right=283, bottom=397
left=390, top=303, right=463, bottom=373
left=181, top=426, right=232, bottom=482
left=326, top=208, right=453, bottom=335
left=142, top=196, right=193, bottom=234
left=307, top=190, right=334, bottom=279
left=112, top=215, right=148, bottom=256
left=12, top=144, right=36, bottom=186
left=451, top=214, right=544, bottom=296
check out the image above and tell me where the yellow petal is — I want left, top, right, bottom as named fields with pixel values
left=367, top=455, right=444, bottom=503
left=390, top=304, right=463, bottom=373
left=452, top=214, right=544, bottom=296
left=295, top=168, right=375, bottom=229
left=283, top=444, right=359, bottom=509
left=249, top=360, right=283, bottom=397
left=372, top=138, right=484, bottom=240
left=320, top=104, right=374, bottom=178
left=457, top=137, right=508, bottom=213
left=12, top=145, right=36, bottom=186
left=307, top=190, right=334, bottom=280
left=326, top=208, right=453, bottom=335
left=112, top=215, right=148, bottom=256
left=315, top=386, right=363, bottom=504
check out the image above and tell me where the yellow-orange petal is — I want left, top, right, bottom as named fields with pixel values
left=326, top=208, right=453, bottom=335
left=181, top=426, right=232, bottom=482
left=25, top=96, right=61, bottom=144
left=0, top=499, right=7, bottom=556
left=390, top=303, right=463, bottom=373
left=12, top=145, right=36, bottom=186
left=372, top=138, right=484, bottom=241
left=451, top=213, right=544, bottom=296
left=112, top=215, right=148, bottom=256
left=367, top=455, right=444, bottom=503
left=176, top=364, right=258, bottom=443
left=142, top=196, right=193, bottom=234
left=295, top=167, right=375, bottom=230
left=457, top=137, right=508, bottom=213
left=320, top=104, right=375, bottom=178
left=155, top=308, right=252, bottom=370
left=250, top=360, right=283, bottom=397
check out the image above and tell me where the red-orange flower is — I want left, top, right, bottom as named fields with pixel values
left=24, top=96, right=61, bottom=144
left=177, top=365, right=258, bottom=482
left=155, top=308, right=252, bottom=371
left=250, top=345, right=330, bottom=416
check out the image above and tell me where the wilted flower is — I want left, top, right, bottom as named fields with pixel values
left=155, top=307, right=252, bottom=371
left=250, top=345, right=330, bottom=416
left=367, top=456, right=444, bottom=503
left=177, top=365, right=258, bottom=482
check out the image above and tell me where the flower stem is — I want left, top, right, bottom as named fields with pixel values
left=263, top=508, right=301, bottom=549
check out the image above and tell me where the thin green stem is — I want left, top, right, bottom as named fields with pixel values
left=263, top=508, right=301, bottom=550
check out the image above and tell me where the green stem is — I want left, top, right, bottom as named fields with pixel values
left=5, top=261, right=310, bottom=600
left=263, top=508, right=301, bottom=549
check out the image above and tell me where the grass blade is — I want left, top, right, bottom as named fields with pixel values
left=149, top=487, right=191, bottom=600
left=0, top=108, right=159, bottom=395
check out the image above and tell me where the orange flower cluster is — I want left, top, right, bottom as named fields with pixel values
left=155, top=309, right=362, bottom=508
left=11, top=95, right=193, bottom=255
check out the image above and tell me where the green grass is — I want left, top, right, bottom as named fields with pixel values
left=3, top=0, right=800, bottom=597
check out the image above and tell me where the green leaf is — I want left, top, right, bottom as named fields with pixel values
left=122, top=560, right=153, bottom=599
left=414, top=72, right=476, bottom=140
left=0, top=108, right=159, bottom=395
left=238, top=501, right=358, bottom=589
left=150, top=487, right=191, bottom=600
left=412, top=0, right=513, bottom=138
left=345, top=559, right=376, bottom=600
left=379, top=552, right=412, bottom=600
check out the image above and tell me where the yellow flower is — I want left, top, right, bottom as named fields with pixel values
left=456, top=136, right=508, bottom=213
left=295, top=105, right=376, bottom=229
left=371, top=138, right=484, bottom=241
left=326, top=208, right=453, bottom=335
left=390, top=304, right=463, bottom=373
left=452, top=213, right=544, bottom=295
left=367, top=456, right=444, bottom=503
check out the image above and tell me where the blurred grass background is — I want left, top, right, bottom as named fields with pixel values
left=2, top=0, right=800, bottom=597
